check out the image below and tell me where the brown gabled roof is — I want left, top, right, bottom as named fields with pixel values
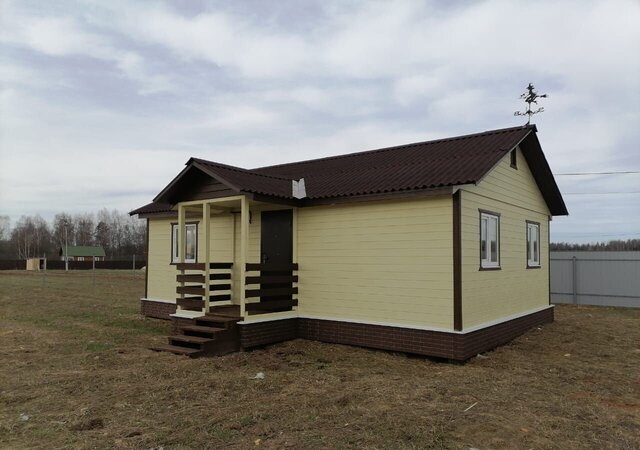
left=253, top=125, right=533, bottom=199
left=130, top=125, right=568, bottom=216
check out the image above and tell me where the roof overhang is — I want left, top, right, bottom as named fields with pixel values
left=518, top=132, right=568, bottom=216
left=152, top=161, right=241, bottom=205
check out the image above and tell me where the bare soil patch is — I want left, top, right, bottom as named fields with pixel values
left=0, top=270, right=638, bottom=449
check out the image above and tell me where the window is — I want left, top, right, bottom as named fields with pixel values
left=510, top=150, right=517, bottom=169
left=172, top=223, right=197, bottom=263
left=480, top=211, right=500, bottom=269
left=527, top=222, right=540, bottom=267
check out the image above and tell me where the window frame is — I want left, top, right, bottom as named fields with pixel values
left=526, top=220, right=541, bottom=269
left=170, top=222, right=198, bottom=264
left=479, top=210, right=501, bottom=270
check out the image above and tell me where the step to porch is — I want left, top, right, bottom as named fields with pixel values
left=150, top=311, right=242, bottom=358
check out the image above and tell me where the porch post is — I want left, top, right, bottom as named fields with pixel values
left=203, top=203, right=211, bottom=313
left=177, top=203, right=186, bottom=312
left=292, top=207, right=298, bottom=312
left=239, top=196, right=249, bottom=318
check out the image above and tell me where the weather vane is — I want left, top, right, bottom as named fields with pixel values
left=514, top=83, right=548, bottom=124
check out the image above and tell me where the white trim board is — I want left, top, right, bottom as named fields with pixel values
left=140, top=297, right=176, bottom=304
left=170, top=310, right=205, bottom=319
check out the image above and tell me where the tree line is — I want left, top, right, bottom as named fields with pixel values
left=0, top=210, right=146, bottom=260
left=551, top=239, right=640, bottom=251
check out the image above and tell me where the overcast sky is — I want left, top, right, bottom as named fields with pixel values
left=1, top=0, right=639, bottom=243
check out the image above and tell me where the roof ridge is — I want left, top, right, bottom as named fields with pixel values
left=253, top=125, right=534, bottom=172
left=191, top=158, right=294, bottom=182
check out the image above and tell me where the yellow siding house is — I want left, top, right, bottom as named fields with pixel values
left=131, top=125, right=567, bottom=361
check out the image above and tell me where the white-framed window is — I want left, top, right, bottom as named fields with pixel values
left=527, top=221, right=541, bottom=267
left=171, top=223, right=197, bottom=263
left=480, top=211, right=500, bottom=269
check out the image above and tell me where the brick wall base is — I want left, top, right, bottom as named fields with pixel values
left=239, top=307, right=554, bottom=361
left=239, top=319, right=298, bottom=349
left=141, top=300, right=176, bottom=320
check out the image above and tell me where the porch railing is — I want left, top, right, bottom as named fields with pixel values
left=176, top=262, right=233, bottom=311
left=244, top=263, right=298, bottom=314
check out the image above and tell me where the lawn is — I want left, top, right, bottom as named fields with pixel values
left=0, top=270, right=638, bottom=449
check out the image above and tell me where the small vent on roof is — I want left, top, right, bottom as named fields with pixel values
left=292, top=178, right=307, bottom=199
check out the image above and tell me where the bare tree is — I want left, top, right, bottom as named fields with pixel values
left=74, top=213, right=95, bottom=245
left=0, top=215, right=9, bottom=240
left=32, top=215, right=52, bottom=257
left=11, top=216, right=36, bottom=259
left=52, top=213, right=75, bottom=252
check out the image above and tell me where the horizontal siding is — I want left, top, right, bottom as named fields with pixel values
left=297, top=196, right=454, bottom=329
left=147, top=218, right=175, bottom=300
left=147, top=214, right=236, bottom=302
left=460, top=146, right=550, bottom=328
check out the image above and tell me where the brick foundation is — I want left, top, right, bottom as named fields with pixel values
left=239, top=307, right=554, bottom=361
left=141, top=299, right=177, bottom=320
left=460, top=306, right=554, bottom=359
left=239, top=319, right=298, bottom=349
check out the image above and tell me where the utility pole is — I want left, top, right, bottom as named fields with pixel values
left=65, top=225, right=69, bottom=272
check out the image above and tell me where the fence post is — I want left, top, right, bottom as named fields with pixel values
left=92, top=255, right=96, bottom=287
left=572, top=256, right=578, bottom=304
left=132, top=254, right=136, bottom=277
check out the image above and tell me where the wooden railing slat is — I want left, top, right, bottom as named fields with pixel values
left=209, top=273, right=231, bottom=280
left=176, top=274, right=205, bottom=283
left=210, top=294, right=232, bottom=302
left=175, top=262, right=205, bottom=271
left=245, top=263, right=298, bottom=271
left=245, top=299, right=298, bottom=312
left=176, top=297, right=203, bottom=309
left=209, top=262, right=233, bottom=269
left=176, top=286, right=205, bottom=296
left=210, top=284, right=231, bottom=291
left=245, top=287, right=298, bottom=298
left=245, top=275, right=298, bottom=285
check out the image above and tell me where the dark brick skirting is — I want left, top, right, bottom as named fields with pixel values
left=141, top=300, right=177, bottom=320
left=460, top=306, right=554, bottom=359
left=239, top=319, right=298, bottom=349
left=239, top=307, right=554, bottom=361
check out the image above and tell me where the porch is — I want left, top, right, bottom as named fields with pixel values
left=173, top=195, right=299, bottom=319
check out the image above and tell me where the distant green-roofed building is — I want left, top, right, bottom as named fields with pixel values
left=59, top=246, right=106, bottom=261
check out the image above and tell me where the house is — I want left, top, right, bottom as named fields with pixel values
left=59, top=245, right=106, bottom=261
left=130, top=125, right=567, bottom=361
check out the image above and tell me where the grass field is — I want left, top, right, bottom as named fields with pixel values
left=0, top=270, right=638, bottom=449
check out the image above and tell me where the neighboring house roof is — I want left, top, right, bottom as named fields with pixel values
left=59, top=246, right=106, bottom=257
left=131, top=125, right=568, bottom=216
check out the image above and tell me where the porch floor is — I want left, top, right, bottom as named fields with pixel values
left=208, top=305, right=241, bottom=318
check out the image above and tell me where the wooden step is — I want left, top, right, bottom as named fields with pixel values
left=169, top=335, right=212, bottom=345
left=150, top=344, right=202, bottom=356
left=181, top=325, right=225, bottom=337
left=196, top=315, right=238, bottom=329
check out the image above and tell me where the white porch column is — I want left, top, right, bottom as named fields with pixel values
left=239, top=196, right=249, bottom=318
left=292, top=207, right=298, bottom=312
left=203, top=203, right=211, bottom=313
left=177, top=203, right=186, bottom=312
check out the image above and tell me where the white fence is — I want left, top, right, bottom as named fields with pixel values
left=550, top=251, right=640, bottom=308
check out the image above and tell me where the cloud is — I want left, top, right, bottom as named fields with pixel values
left=0, top=0, right=639, bottom=242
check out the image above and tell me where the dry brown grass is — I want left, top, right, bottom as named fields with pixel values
left=0, top=270, right=638, bottom=449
